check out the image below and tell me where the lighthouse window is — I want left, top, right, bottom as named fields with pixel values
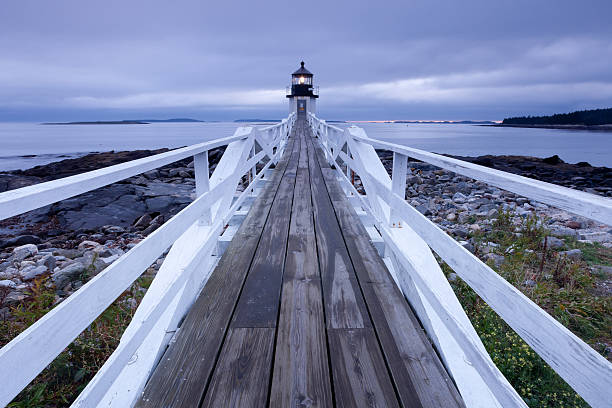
left=299, top=76, right=305, bottom=84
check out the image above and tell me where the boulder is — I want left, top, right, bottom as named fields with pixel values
left=549, top=225, right=578, bottom=238
left=0, top=280, right=16, bottom=289
left=52, top=262, right=86, bottom=288
left=12, top=244, right=38, bottom=261
left=543, top=236, right=564, bottom=249
left=20, top=265, right=48, bottom=281
left=579, top=232, right=611, bottom=243
left=38, top=254, right=56, bottom=271
left=0, top=235, right=42, bottom=249
left=0, top=267, right=18, bottom=279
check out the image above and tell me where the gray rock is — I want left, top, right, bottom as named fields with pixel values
left=20, top=265, right=48, bottom=280
left=0, top=267, right=18, bottom=279
left=549, top=225, right=579, bottom=237
left=145, top=196, right=176, bottom=212
left=0, top=279, right=16, bottom=289
left=523, top=279, right=536, bottom=287
left=454, top=227, right=469, bottom=238
left=38, top=254, right=56, bottom=271
left=4, top=291, right=27, bottom=305
left=78, top=240, right=101, bottom=250
left=560, top=249, right=582, bottom=260
left=543, top=236, right=564, bottom=249
left=579, top=231, right=611, bottom=243
left=447, top=273, right=458, bottom=282
left=0, top=235, right=42, bottom=249
left=486, top=253, right=505, bottom=267
left=594, top=265, right=612, bottom=276
left=104, top=225, right=125, bottom=234
left=143, top=169, right=160, bottom=179
left=453, top=192, right=467, bottom=203
left=134, top=213, right=152, bottom=228
left=415, top=204, right=431, bottom=216
left=52, top=261, right=86, bottom=288
left=0, top=260, right=12, bottom=272
left=93, top=246, right=114, bottom=258
left=12, top=244, right=38, bottom=261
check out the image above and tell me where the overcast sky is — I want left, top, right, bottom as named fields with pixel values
left=2, top=0, right=612, bottom=121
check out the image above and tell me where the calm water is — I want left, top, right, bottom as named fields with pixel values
left=0, top=121, right=610, bottom=171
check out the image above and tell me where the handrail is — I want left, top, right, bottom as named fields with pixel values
left=0, top=113, right=296, bottom=407
left=0, top=113, right=295, bottom=222
left=308, top=112, right=612, bottom=408
left=309, top=113, right=612, bottom=225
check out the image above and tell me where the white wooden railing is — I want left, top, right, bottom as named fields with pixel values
left=308, top=112, right=612, bottom=408
left=0, top=114, right=296, bottom=407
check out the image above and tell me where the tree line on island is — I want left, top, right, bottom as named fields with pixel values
left=503, top=107, right=612, bottom=126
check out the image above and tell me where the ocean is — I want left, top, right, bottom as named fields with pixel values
left=0, top=121, right=610, bottom=171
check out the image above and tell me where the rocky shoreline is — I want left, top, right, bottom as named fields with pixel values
left=1, top=149, right=611, bottom=320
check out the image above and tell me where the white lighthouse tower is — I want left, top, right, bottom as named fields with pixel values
left=286, top=61, right=319, bottom=115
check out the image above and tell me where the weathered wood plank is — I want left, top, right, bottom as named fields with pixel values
left=230, top=134, right=300, bottom=328
left=328, top=328, right=400, bottom=408
left=270, top=127, right=333, bottom=407
left=135, top=135, right=297, bottom=408
left=200, top=328, right=276, bottom=408
left=306, top=134, right=401, bottom=407
left=311, top=128, right=465, bottom=407
left=307, top=139, right=370, bottom=330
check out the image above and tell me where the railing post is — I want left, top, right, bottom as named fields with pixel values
left=390, top=152, right=408, bottom=227
left=194, top=151, right=212, bottom=225
left=250, top=144, right=257, bottom=195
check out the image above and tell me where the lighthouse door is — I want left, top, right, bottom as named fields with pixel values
left=297, top=100, right=306, bottom=113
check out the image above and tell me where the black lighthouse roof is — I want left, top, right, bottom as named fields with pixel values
left=292, top=61, right=312, bottom=76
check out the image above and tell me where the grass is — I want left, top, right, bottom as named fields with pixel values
left=442, top=208, right=611, bottom=407
left=0, top=273, right=154, bottom=407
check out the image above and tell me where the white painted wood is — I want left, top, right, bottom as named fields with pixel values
left=383, top=230, right=514, bottom=408
left=73, top=119, right=288, bottom=408
left=0, top=115, right=296, bottom=406
left=308, top=112, right=612, bottom=407
left=194, top=151, right=212, bottom=225
left=0, top=134, right=244, bottom=222
left=367, top=171, right=612, bottom=408
left=356, top=134, right=612, bottom=225
left=325, top=137, right=516, bottom=407
left=0, top=181, right=228, bottom=407
left=390, top=152, right=407, bottom=227
left=73, top=222, right=221, bottom=407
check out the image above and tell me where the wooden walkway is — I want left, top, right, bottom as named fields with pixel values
left=136, top=116, right=465, bottom=408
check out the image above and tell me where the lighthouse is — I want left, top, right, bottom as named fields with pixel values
left=286, top=61, right=319, bottom=115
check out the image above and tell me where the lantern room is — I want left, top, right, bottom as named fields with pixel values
left=287, top=61, right=318, bottom=115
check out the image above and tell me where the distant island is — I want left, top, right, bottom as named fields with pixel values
left=234, top=119, right=281, bottom=123
left=395, top=120, right=496, bottom=124
left=42, top=118, right=204, bottom=125
left=497, top=108, right=612, bottom=130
